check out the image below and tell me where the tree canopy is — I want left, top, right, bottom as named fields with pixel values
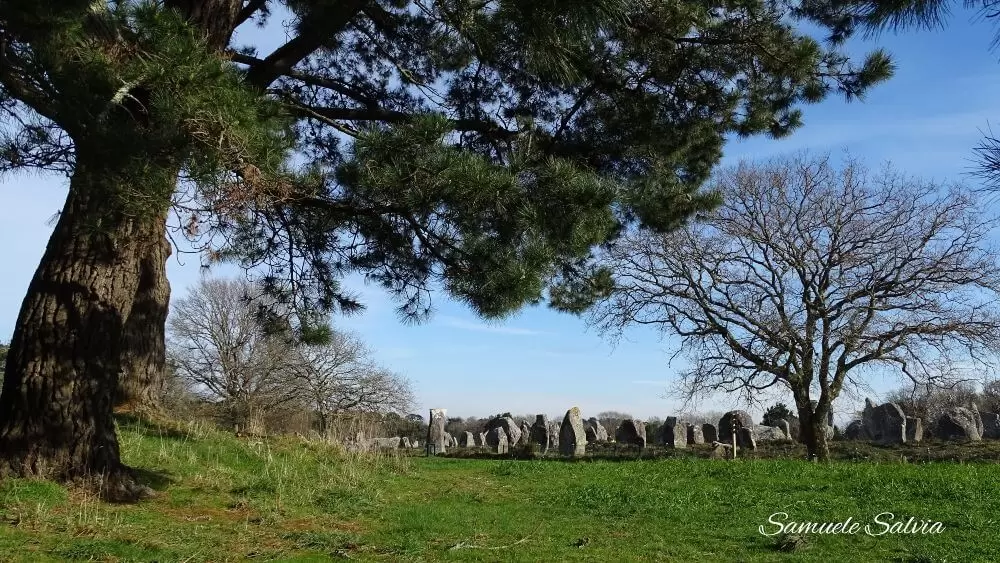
left=2, top=0, right=896, bottom=324
left=762, top=403, right=794, bottom=427
left=0, top=0, right=900, bottom=491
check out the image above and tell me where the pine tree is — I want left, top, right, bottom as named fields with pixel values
left=0, top=0, right=893, bottom=496
left=762, top=403, right=794, bottom=427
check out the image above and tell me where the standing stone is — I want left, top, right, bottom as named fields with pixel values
left=548, top=421, right=561, bottom=448
left=478, top=432, right=488, bottom=446
left=559, top=407, right=587, bottom=456
left=485, top=415, right=521, bottom=447
left=971, top=403, right=985, bottom=439
left=738, top=427, right=757, bottom=450
left=520, top=421, right=532, bottom=446
left=585, top=426, right=598, bottom=443
left=530, top=415, right=550, bottom=453
left=401, top=437, right=412, bottom=449
left=774, top=419, right=791, bottom=440
left=658, top=418, right=686, bottom=448
left=862, top=398, right=877, bottom=438
left=459, top=431, right=476, bottom=447
left=443, top=432, right=454, bottom=448
left=718, top=411, right=753, bottom=445
left=937, top=407, right=983, bottom=441
left=905, top=417, right=923, bottom=443
left=615, top=419, right=647, bottom=448
left=687, top=424, right=704, bottom=445
left=586, top=418, right=609, bottom=442
left=981, top=412, right=1000, bottom=439
left=427, top=408, right=447, bottom=454
left=486, top=427, right=509, bottom=453
left=872, top=402, right=906, bottom=444
left=412, top=440, right=420, bottom=448
left=844, top=420, right=866, bottom=440
left=702, top=423, right=718, bottom=443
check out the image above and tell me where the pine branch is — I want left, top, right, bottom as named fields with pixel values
left=228, top=51, right=379, bottom=108
left=244, top=0, right=369, bottom=88
left=0, top=38, right=61, bottom=126
left=234, top=0, right=268, bottom=28
left=293, top=104, right=518, bottom=140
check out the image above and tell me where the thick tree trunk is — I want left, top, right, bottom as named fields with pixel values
left=797, top=404, right=831, bottom=462
left=0, top=149, right=169, bottom=500
left=106, top=0, right=241, bottom=417
left=115, top=220, right=171, bottom=415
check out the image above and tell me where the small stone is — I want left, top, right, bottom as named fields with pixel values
left=710, top=441, right=733, bottom=459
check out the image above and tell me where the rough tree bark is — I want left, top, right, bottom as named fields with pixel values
left=0, top=0, right=258, bottom=497
left=113, top=0, right=242, bottom=412
left=796, top=401, right=831, bottom=462
left=115, top=221, right=171, bottom=415
left=0, top=147, right=172, bottom=499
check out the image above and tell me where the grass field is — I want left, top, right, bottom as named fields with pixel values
left=1, top=418, right=998, bottom=562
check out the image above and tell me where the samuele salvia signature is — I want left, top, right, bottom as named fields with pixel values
left=759, top=512, right=945, bottom=537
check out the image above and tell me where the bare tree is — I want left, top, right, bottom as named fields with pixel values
left=597, top=411, right=635, bottom=433
left=167, top=278, right=303, bottom=434
left=591, top=154, right=1000, bottom=460
left=290, top=331, right=414, bottom=438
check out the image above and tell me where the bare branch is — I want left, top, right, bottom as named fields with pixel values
left=591, top=153, right=1000, bottom=454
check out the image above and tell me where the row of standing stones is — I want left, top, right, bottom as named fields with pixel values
left=351, top=399, right=996, bottom=455
left=420, top=407, right=807, bottom=458
left=843, top=398, right=1000, bottom=444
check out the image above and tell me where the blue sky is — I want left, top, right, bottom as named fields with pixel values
left=2, top=7, right=999, bottom=425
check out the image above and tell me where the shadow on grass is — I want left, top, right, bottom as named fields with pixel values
left=129, top=466, right=176, bottom=492
left=115, top=413, right=199, bottom=441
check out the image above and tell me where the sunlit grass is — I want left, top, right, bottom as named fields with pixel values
left=0, top=417, right=996, bottom=561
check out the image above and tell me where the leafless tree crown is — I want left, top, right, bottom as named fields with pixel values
left=592, top=154, right=1000, bottom=408
left=167, top=277, right=412, bottom=434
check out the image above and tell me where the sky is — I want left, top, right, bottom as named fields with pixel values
left=2, top=7, right=1000, bottom=426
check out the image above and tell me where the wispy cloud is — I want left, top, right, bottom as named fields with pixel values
left=439, top=316, right=551, bottom=336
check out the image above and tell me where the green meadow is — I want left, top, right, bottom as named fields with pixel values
left=1, top=418, right=997, bottom=562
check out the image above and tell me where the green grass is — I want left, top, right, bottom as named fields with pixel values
left=1, top=418, right=999, bottom=561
